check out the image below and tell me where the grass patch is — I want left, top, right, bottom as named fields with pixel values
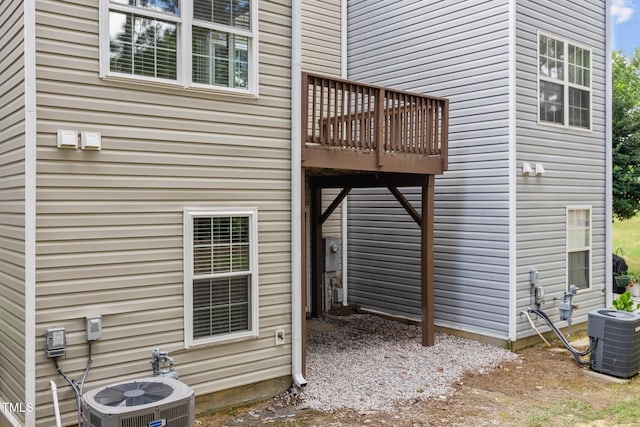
left=613, top=215, right=640, bottom=273
left=525, top=388, right=640, bottom=426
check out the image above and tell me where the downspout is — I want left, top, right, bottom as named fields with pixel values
left=605, top=0, right=612, bottom=308
left=340, top=0, right=348, bottom=305
left=291, top=0, right=307, bottom=388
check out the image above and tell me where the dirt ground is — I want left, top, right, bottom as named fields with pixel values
left=196, top=336, right=640, bottom=427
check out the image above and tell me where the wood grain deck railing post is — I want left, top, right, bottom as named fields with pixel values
left=301, top=72, right=308, bottom=161
left=376, top=87, right=385, bottom=167
left=441, top=98, right=449, bottom=170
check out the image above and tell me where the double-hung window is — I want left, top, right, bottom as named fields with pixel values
left=102, top=1, right=258, bottom=94
left=566, top=207, right=591, bottom=291
left=184, top=208, right=258, bottom=346
left=538, top=33, right=591, bottom=129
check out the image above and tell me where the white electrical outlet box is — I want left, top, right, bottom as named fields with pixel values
left=86, top=315, right=102, bottom=341
left=45, top=327, right=66, bottom=358
left=275, top=329, right=285, bottom=345
left=57, top=130, right=78, bottom=149
left=81, top=132, right=101, bottom=150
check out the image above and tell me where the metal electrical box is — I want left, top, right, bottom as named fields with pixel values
left=324, top=238, right=341, bottom=272
left=588, top=309, right=640, bottom=378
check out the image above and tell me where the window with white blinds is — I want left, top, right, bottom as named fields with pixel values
left=103, top=0, right=257, bottom=94
left=566, top=207, right=591, bottom=291
left=184, top=209, right=258, bottom=346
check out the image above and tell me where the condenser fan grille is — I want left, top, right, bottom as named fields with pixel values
left=94, top=381, right=174, bottom=407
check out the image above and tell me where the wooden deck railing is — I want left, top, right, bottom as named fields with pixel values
left=301, top=72, right=449, bottom=174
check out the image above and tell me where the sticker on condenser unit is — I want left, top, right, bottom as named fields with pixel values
left=635, top=326, right=640, bottom=333
left=148, top=420, right=166, bottom=427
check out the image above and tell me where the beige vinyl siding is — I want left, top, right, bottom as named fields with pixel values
left=301, top=0, right=342, bottom=77
left=301, top=0, right=343, bottom=240
left=515, top=0, right=607, bottom=339
left=33, top=0, right=292, bottom=425
left=0, top=0, right=27, bottom=422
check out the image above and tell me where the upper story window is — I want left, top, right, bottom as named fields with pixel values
left=538, top=33, right=591, bottom=130
left=102, top=1, right=258, bottom=95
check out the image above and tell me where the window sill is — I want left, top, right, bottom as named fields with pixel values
left=185, top=330, right=259, bottom=349
left=101, top=74, right=259, bottom=100
left=537, top=120, right=593, bottom=133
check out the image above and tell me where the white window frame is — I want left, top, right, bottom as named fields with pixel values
left=566, top=206, right=592, bottom=292
left=183, top=207, right=259, bottom=348
left=537, top=31, right=592, bottom=131
left=99, top=0, right=259, bottom=97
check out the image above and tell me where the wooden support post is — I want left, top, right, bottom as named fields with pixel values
left=421, top=175, right=435, bottom=346
left=311, top=186, right=324, bottom=318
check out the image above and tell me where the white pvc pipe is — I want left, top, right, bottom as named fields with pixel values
left=50, top=381, right=62, bottom=427
left=341, top=199, right=348, bottom=306
left=523, top=311, right=551, bottom=347
left=290, top=0, right=307, bottom=388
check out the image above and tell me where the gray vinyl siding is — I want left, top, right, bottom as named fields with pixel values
left=0, top=0, right=27, bottom=422
left=33, top=1, right=292, bottom=425
left=514, top=0, right=607, bottom=339
left=347, top=0, right=512, bottom=339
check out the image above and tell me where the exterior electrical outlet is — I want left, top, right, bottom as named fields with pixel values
left=86, top=316, right=102, bottom=341
left=534, top=286, right=544, bottom=305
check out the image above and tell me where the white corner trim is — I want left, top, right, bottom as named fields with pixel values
left=24, top=0, right=37, bottom=425
left=507, top=0, right=517, bottom=343
left=604, top=0, right=612, bottom=308
left=341, top=0, right=347, bottom=79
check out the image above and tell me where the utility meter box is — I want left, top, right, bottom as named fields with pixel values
left=588, top=309, right=640, bottom=378
left=324, top=237, right=341, bottom=272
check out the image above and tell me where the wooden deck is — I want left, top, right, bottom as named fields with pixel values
left=301, top=72, right=449, bottom=175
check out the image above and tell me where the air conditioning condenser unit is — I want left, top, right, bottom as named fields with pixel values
left=82, top=377, right=194, bottom=427
left=588, top=309, right=640, bottom=378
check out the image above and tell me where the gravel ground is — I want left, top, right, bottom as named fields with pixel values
left=301, top=314, right=519, bottom=414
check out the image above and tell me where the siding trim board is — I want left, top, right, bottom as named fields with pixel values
left=508, top=0, right=517, bottom=342
left=604, top=0, right=613, bottom=308
left=24, top=0, right=37, bottom=425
